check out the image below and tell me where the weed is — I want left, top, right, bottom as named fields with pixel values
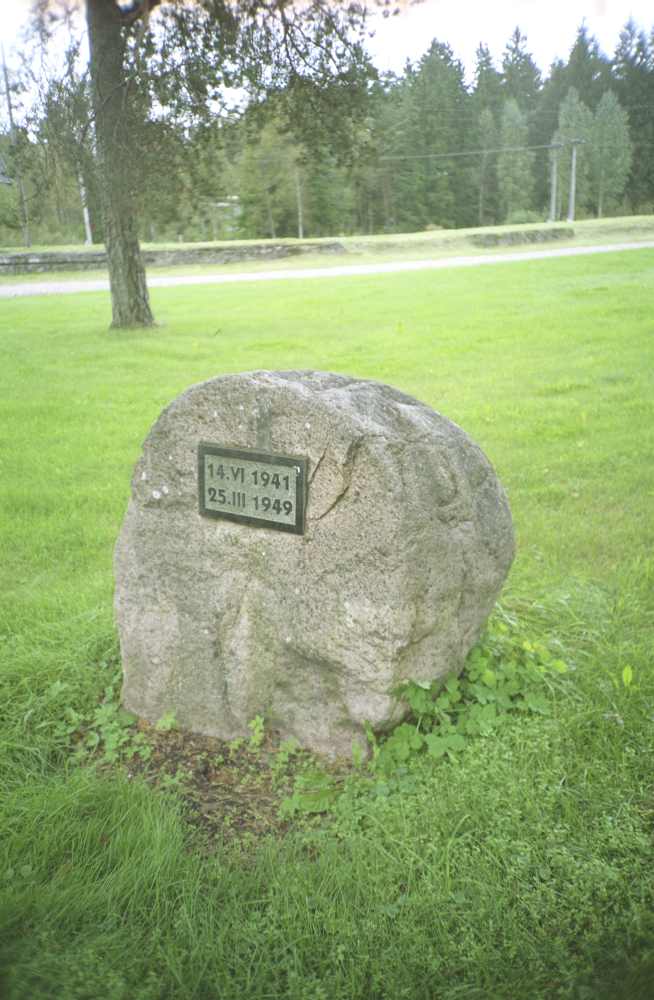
left=371, top=608, right=570, bottom=774
left=279, top=767, right=340, bottom=819
left=270, top=737, right=301, bottom=786
left=247, top=714, right=265, bottom=750
left=77, top=681, right=140, bottom=765
left=154, top=710, right=178, bottom=732
left=228, top=737, right=245, bottom=755
left=159, top=768, right=189, bottom=795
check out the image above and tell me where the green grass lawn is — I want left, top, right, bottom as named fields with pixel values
left=1, top=250, right=653, bottom=999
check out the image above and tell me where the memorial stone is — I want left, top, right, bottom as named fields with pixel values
left=114, top=371, right=514, bottom=758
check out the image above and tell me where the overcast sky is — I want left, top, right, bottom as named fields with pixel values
left=1, top=0, right=652, bottom=81
left=369, top=0, right=652, bottom=81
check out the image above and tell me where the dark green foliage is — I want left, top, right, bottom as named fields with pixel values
left=612, top=19, right=654, bottom=211
left=501, top=26, right=542, bottom=114
left=565, top=24, right=614, bottom=109
left=589, top=90, right=633, bottom=216
left=394, top=41, right=469, bottom=230
left=498, top=98, right=534, bottom=219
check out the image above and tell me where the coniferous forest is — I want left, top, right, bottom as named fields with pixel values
left=1, top=16, right=652, bottom=247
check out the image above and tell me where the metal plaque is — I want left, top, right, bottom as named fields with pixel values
left=198, top=443, right=307, bottom=535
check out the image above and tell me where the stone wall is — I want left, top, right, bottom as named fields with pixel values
left=0, top=227, right=574, bottom=275
left=0, top=240, right=347, bottom=276
left=470, top=226, right=573, bottom=247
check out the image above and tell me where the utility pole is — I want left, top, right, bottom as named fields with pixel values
left=566, top=139, right=584, bottom=223
left=549, top=142, right=562, bottom=222
left=1, top=43, right=30, bottom=247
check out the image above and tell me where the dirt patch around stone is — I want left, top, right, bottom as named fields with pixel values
left=116, top=720, right=351, bottom=851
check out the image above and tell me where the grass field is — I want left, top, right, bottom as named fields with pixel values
left=1, top=249, right=653, bottom=999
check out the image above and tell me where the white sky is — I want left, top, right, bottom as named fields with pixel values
left=0, top=0, right=652, bottom=81
left=367, top=0, right=653, bottom=82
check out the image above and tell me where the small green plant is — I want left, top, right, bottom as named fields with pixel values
left=247, top=714, right=265, bottom=750
left=271, top=737, right=301, bottom=786
left=351, top=739, right=366, bottom=770
left=82, top=683, right=138, bottom=764
left=50, top=673, right=151, bottom=766
left=279, top=767, right=339, bottom=819
left=125, top=731, right=152, bottom=762
left=154, top=710, right=178, bottom=732
left=371, top=610, right=570, bottom=774
left=159, top=767, right=189, bottom=795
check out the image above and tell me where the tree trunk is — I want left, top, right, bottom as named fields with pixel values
left=86, top=0, right=154, bottom=328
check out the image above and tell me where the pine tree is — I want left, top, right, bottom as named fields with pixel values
left=236, top=120, right=297, bottom=238
left=566, top=24, right=613, bottom=109
left=402, top=41, right=470, bottom=229
left=612, top=19, right=654, bottom=211
left=384, top=70, right=429, bottom=232
left=475, top=108, right=499, bottom=225
left=500, top=28, right=542, bottom=217
left=502, top=28, right=542, bottom=115
left=588, top=90, right=632, bottom=216
left=497, top=98, right=534, bottom=221
left=473, top=44, right=504, bottom=121
left=348, top=77, right=396, bottom=234
left=471, top=45, right=503, bottom=224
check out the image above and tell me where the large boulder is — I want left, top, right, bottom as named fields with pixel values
left=115, top=371, right=514, bottom=758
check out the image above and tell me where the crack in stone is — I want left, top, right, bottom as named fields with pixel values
left=398, top=623, right=437, bottom=657
left=315, top=482, right=351, bottom=522
left=314, top=435, right=363, bottom=521
left=309, top=446, right=328, bottom=485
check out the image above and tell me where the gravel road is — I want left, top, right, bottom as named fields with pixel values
left=2, top=240, right=653, bottom=298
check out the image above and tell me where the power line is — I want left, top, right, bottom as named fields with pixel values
left=381, top=141, right=568, bottom=162
left=379, top=139, right=645, bottom=162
